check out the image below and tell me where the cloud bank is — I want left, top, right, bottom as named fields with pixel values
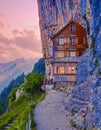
left=0, top=28, right=42, bottom=63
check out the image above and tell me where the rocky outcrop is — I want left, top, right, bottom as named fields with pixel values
left=74, top=50, right=94, bottom=101
left=37, top=0, right=101, bottom=129
left=67, top=50, right=96, bottom=129
left=37, top=0, right=91, bottom=80
left=16, top=86, right=24, bottom=100
left=74, top=0, right=101, bottom=128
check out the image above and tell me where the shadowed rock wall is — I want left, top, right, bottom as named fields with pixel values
left=37, top=0, right=101, bottom=128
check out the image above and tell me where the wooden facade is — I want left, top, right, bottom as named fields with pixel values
left=51, top=21, right=88, bottom=82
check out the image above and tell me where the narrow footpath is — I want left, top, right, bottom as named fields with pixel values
left=34, top=89, right=76, bottom=130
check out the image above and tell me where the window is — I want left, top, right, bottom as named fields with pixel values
left=57, top=66, right=65, bottom=74
left=59, top=38, right=64, bottom=45
left=70, top=38, right=75, bottom=45
left=70, top=25, right=76, bottom=32
left=70, top=52, right=76, bottom=57
left=68, top=66, right=75, bottom=73
left=56, top=51, right=65, bottom=58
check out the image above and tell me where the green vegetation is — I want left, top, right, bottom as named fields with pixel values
left=0, top=73, right=45, bottom=130
left=91, top=35, right=95, bottom=49
left=32, top=58, right=45, bottom=74
left=70, top=119, right=77, bottom=128
left=0, top=58, right=45, bottom=115
left=84, top=127, right=87, bottom=130
left=98, top=69, right=101, bottom=76
left=71, top=107, right=75, bottom=116
left=0, top=73, right=25, bottom=115
left=24, top=73, right=44, bottom=95
left=94, top=59, right=99, bottom=67
left=91, top=35, right=96, bottom=55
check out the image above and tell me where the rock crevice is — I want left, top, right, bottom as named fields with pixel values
left=37, top=0, right=101, bottom=129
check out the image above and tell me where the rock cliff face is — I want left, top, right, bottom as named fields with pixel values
left=37, top=0, right=101, bottom=129
left=37, top=0, right=91, bottom=80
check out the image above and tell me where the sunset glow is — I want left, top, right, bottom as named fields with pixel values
left=0, top=0, right=42, bottom=63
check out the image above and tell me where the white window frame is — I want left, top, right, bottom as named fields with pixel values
left=70, top=38, right=75, bottom=45
left=70, top=52, right=76, bottom=57
left=70, top=25, right=76, bottom=32
left=58, top=38, right=64, bottom=45
left=54, top=66, right=57, bottom=74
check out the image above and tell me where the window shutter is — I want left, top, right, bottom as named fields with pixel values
left=83, top=37, right=86, bottom=44
left=76, top=37, right=78, bottom=44
left=54, top=66, right=57, bottom=74
left=67, top=37, right=69, bottom=44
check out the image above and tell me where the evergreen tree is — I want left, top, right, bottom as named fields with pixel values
left=32, top=58, right=45, bottom=74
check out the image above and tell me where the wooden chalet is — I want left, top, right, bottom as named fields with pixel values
left=51, top=21, right=88, bottom=82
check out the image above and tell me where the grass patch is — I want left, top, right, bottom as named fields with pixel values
left=70, top=119, right=77, bottom=128
left=0, top=73, right=46, bottom=130
left=94, top=59, right=99, bottom=67
left=90, top=35, right=96, bottom=56
left=98, top=69, right=101, bottom=76
left=0, top=91, right=45, bottom=130
left=84, top=127, right=87, bottom=130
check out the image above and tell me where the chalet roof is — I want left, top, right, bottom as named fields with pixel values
left=51, top=20, right=85, bottom=39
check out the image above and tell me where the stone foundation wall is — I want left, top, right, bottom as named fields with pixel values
left=53, top=81, right=75, bottom=93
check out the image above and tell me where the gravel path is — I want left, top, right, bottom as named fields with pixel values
left=34, top=89, right=75, bottom=130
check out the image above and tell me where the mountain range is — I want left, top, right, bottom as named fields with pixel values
left=0, top=58, right=38, bottom=93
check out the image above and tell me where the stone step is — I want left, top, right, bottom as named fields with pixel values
left=4, top=120, right=16, bottom=129
left=71, top=98, right=89, bottom=107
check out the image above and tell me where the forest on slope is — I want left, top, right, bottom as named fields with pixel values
left=0, top=58, right=45, bottom=115
left=0, top=58, right=45, bottom=130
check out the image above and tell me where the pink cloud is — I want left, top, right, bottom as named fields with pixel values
left=0, top=0, right=41, bottom=63
left=12, top=29, right=24, bottom=36
left=0, top=12, right=4, bottom=17
left=14, top=29, right=41, bottom=51
left=0, top=21, right=5, bottom=28
left=0, top=33, right=11, bottom=44
left=0, top=28, right=42, bottom=63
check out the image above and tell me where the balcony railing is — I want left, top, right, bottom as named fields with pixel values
left=51, top=56, right=80, bottom=63
left=53, top=41, right=88, bottom=49
left=53, top=75, right=76, bottom=82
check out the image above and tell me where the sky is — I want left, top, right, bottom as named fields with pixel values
left=0, top=0, right=42, bottom=63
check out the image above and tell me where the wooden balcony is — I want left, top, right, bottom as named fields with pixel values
left=53, top=41, right=88, bottom=50
left=51, top=56, right=80, bottom=63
